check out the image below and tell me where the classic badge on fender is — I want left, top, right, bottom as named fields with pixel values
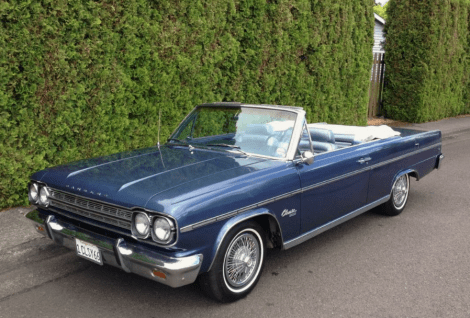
left=281, top=209, right=297, bottom=217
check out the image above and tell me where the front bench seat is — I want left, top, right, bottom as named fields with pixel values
left=236, top=124, right=279, bottom=150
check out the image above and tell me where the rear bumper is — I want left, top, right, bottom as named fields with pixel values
left=436, top=153, right=445, bottom=170
left=26, top=210, right=202, bottom=288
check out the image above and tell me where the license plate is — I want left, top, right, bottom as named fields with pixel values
left=75, top=238, right=103, bottom=265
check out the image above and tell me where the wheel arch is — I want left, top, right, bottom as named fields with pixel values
left=392, top=169, right=419, bottom=191
left=206, top=207, right=282, bottom=272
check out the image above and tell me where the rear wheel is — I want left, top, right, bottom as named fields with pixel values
left=382, top=174, right=410, bottom=216
left=198, top=221, right=266, bottom=302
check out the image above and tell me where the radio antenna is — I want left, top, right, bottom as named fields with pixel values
left=157, top=108, right=161, bottom=148
left=157, top=108, right=165, bottom=168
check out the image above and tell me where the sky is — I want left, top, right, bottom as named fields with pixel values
left=376, top=0, right=389, bottom=5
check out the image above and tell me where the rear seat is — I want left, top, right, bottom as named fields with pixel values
left=334, top=133, right=363, bottom=148
left=310, top=128, right=336, bottom=153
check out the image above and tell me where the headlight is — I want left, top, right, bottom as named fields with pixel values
left=28, top=183, right=39, bottom=203
left=133, top=213, right=150, bottom=237
left=152, top=217, right=174, bottom=243
left=39, top=187, right=50, bottom=206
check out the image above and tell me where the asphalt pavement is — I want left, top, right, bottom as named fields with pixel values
left=1, top=116, right=469, bottom=318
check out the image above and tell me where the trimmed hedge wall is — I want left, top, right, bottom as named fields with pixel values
left=384, top=0, right=470, bottom=122
left=0, top=0, right=374, bottom=208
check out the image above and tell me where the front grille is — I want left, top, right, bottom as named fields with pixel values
left=49, top=189, right=132, bottom=230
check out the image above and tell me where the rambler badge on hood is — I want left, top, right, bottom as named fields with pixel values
left=65, top=184, right=109, bottom=198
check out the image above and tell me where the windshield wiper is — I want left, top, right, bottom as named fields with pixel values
left=206, top=143, right=249, bottom=156
left=167, top=138, right=184, bottom=143
left=167, top=138, right=197, bottom=151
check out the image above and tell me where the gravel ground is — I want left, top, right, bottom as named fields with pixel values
left=367, top=117, right=411, bottom=127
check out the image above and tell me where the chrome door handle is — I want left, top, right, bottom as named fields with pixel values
left=357, top=157, right=371, bottom=164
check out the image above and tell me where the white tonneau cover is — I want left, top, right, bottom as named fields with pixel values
left=308, top=123, right=401, bottom=142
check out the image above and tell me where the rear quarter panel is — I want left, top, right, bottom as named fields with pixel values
left=367, top=129, right=442, bottom=203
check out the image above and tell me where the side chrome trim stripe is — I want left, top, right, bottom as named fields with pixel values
left=303, top=142, right=441, bottom=193
left=368, top=143, right=441, bottom=170
left=180, top=142, right=442, bottom=233
left=180, top=189, right=301, bottom=233
left=302, top=166, right=371, bottom=192
left=283, top=195, right=391, bottom=250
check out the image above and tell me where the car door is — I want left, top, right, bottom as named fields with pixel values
left=365, top=136, right=417, bottom=204
left=296, top=136, right=374, bottom=234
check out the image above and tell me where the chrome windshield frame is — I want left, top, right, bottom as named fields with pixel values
left=168, top=102, right=306, bottom=161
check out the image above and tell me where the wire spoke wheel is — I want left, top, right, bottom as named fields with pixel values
left=380, top=173, right=411, bottom=216
left=392, top=174, right=409, bottom=209
left=224, top=232, right=260, bottom=290
left=199, top=222, right=266, bottom=302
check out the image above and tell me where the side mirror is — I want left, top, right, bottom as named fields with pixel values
left=301, top=151, right=314, bottom=165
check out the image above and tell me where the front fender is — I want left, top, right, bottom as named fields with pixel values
left=206, top=207, right=280, bottom=272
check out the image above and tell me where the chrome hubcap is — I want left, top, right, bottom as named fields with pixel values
left=224, top=233, right=259, bottom=288
left=393, top=175, right=409, bottom=209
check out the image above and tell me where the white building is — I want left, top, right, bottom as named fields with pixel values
left=370, top=13, right=387, bottom=116
left=373, top=13, right=386, bottom=54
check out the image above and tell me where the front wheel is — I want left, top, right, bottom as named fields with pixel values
left=382, top=173, right=410, bottom=216
left=198, top=221, right=266, bottom=302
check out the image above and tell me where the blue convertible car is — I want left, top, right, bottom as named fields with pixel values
left=26, top=103, right=444, bottom=302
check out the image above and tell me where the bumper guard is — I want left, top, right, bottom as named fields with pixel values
left=436, top=153, right=445, bottom=170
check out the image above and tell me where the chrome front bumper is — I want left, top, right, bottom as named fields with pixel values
left=26, top=210, right=202, bottom=288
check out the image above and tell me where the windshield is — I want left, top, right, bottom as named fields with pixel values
left=169, top=106, right=298, bottom=158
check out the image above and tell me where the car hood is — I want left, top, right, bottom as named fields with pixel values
left=33, top=145, right=268, bottom=209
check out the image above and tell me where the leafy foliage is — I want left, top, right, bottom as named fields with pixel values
left=0, top=0, right=374, bottom=208
left=383, top=0, right=470, bottom=122
left=373, top=2, right=389, bottom=20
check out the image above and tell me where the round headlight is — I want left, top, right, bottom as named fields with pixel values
left=39, top=187, right=50, bottom=206
left=153, top=217, right=173, bottom=242
left=134, top=213, right=150, bottom=237
left=29, top=183, right=39, bottom=203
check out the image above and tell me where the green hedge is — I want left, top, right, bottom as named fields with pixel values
left=383, top=0, right=470, bottom=122
left=0, top=0, right=374, bottom=209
